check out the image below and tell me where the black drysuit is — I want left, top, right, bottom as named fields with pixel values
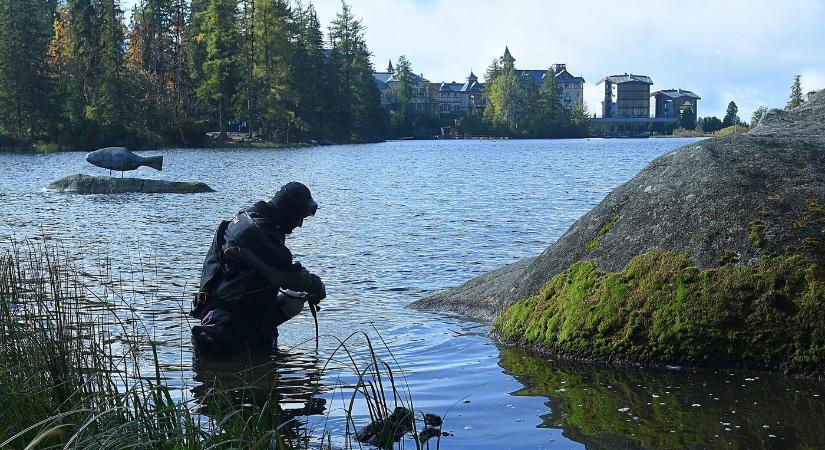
left=191, top=195, right=322, bottom=357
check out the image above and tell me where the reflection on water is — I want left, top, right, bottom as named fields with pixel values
left=4, top=139, right=825, bottom=448
left=192, top=348, right=326, bottom=416
left=499, top=348, right=825, bottom=449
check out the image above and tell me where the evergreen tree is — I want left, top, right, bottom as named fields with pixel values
left=95, top=0, right=128, bottom=141
left=530, top=68, right=563, bottom=136
left=196, top=0, right=239, bottom=139
left=570, top=102, right=590, bottom=137
left=327, top=1, right=385, bottom=142
left=292, top=3, right=327, bottom=140
left=679, top=106, right=696, bottom=130
left=132, top=0, right=173, bottom=82
left=187, top=0, right=210, bottom=114
left=243, top=0, right=295, bottom=141
left=700, top=116, right=723, bottom=133
left=787, top=74, right=803, bottom=110
left=723, top=101, right=739, bottom=127
left=61, top=0, right=102, bottom=145
left=0, top=0, right=57, bottom=139
left=484, top=60, right=525, bottom=134
left=751, top=106, right=767, bottom=128
left=390, top=55, right=414, bottom=136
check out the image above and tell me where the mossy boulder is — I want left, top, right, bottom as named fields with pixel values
left=412, top=91, right=825, bottom=372
left=47, top=174, right=215, bottom=194
left=494, top=251, right=825, bottom=374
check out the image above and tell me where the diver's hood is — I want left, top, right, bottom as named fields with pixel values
left=266, top=182, right=316, bottom=232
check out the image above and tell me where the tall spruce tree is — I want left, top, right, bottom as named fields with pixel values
left=293, top=3, right=327, bottom=140
left=390, top=55, right=414, bottom=136
left=787, top=74, right=803, bottom=110
left=187, top=0, right=210, bottom=115
left=64, top=0, right=100, bottom=144
left=0, top=0, right=57, bottom=140
left=328, top=2, right=385, bottom=142
left=723, top=101, right=739, bottom=127
left=95, top=0, right=128, bottom=142
left=196, top=0, right=239, bottom=139
left=243, top=0, right=295, bottom=141
left=530, top=68, right=563, bottom=136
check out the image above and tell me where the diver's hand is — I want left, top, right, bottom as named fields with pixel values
left=307, top=274, right=326, bottom=303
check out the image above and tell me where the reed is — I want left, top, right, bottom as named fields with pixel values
left=0, top=239, right=444, bottom=449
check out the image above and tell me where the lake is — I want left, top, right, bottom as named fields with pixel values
left=1, top=138, right=823, bottom=449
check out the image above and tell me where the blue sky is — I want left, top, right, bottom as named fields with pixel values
left=121, top=0, right=825, bottom=120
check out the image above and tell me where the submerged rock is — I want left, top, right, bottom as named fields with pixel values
left=412, top=91, right=825, bottom=373
left=47, top=174, right=214, bottom=194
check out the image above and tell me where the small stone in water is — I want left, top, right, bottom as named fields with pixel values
left=692, top=403, right=701, bottom=407
left=618, top=407, right=630, bottom=413
left=463, top=426, right=472, bottom=430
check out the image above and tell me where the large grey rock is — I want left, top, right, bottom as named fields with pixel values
left=47, top=174, right=214, bottom=194
left=412, top=91, right=825, bottom=322
left=750, top=90, right=825, bottom=137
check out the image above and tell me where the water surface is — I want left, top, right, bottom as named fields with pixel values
left=2, top=138, right=823, bottom=449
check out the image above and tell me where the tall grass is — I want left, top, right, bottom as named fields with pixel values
left=0, top=240, right=444, bottom=449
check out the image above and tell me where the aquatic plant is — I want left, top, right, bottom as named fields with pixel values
left=494, top=251, right=825, bottom=374
left=0, top=239, right=441, bottom=449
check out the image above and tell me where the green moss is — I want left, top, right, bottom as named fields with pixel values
left=585, top=215, right=620, bottom=253
left=716, top=250, right=738, bottom=266
left=494, top=251, right=825, bottom=372
left=586, top=239, right=600, bottom=252
left=748, top=220, right=765, bottom=248
left=597, top=214, right=620, bottom=237
left=807, top=199, right=825, bottom=217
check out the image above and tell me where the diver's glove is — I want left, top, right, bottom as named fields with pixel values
left=307, top=274, right=326, bottom=304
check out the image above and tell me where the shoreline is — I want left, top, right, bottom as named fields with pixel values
left=1, top=135, right=711, bottom=154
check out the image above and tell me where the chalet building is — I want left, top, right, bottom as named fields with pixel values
left=597, top=74, right=653, bottom=118
left=372, top=48, right=586, bottom=117
left=433, top=71, right=485, bottom=115
left=651, top=89, right=700, bottom=119
left=501, top=47, right=585, bottom=110
left=373, top=61, right=432, bottom=113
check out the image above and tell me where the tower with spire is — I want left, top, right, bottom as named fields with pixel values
left=386, top=60, right=394, bottom=74
left=501, top=46, right=515, bottom=70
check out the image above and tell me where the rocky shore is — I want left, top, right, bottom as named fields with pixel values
left=412, top=91, right=825, bottom=374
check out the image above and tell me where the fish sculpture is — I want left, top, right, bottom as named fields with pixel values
left=85, top=147, right=163, bottom=173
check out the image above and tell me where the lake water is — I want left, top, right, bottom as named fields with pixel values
left=2, top=138, right=824, bottom=449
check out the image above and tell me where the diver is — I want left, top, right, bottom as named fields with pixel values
left=190, top=181, right=326, bottom=357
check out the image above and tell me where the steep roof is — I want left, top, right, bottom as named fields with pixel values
left=554, top=67, right=585, bottom=84
left=516, top=69, right=549, bottom=84
left=597, top=74, right=653, bottom=85
left=438, top=82, right=464, bottom=92
left=650, top=89, right=701, bottom=100
left=372, top=71, right=429, bottom=86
